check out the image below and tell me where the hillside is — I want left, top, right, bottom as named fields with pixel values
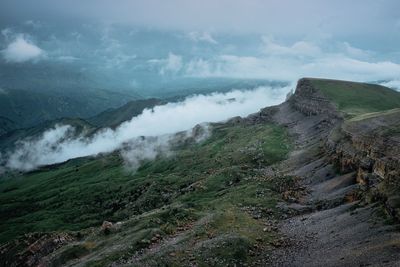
left=88, top=98, right=164, bottom=128
left=1, top=78, right=400, bottom=266
left=308, top=78, right=400, bottom=117
left=0, top=87, right=139, bottom=132
left=0, top=118, right=96, bottom=152
left=0, top=98, right=166, bottom=152
left=0, top=121, right=293, bottom=266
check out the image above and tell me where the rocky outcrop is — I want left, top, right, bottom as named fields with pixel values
left=289, top=78, right=340, bottom=119
left=289, top=78, right=400, bottom=220
left=326, top=111, right=400, bottom=220
left=269, top=79, right=400, bottom=266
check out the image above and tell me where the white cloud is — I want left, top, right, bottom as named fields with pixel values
left=1, top=28, right=12, bottom=40
left=185, top=58, right=214, bottom=77
left=261, top=37, right=321, bottom=57
left=340, top=42, right=370, bottom=59
left=3, top=86, right=290, bottom=171
left=150, top=52, right=183, bottom=75
left=120, top=126, right=209, bottom=171
left=1, top=35, right=44, bottom=63
left=379, top=80, right=400, bottom=91
left=56, top=55, right=80, bottom=62
left=188, top=31, right=217, bottom=44
left=163, top=52, right=183, bottom=74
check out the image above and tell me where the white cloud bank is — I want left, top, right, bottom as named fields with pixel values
left=3, top=86, right=290, bottom=171
left=182, top=39, right=400, bottom=90
left=1, top=35, right=44, bottom=63
left=380, top=80, right=400, bottom=92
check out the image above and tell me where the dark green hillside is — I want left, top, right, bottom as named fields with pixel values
left=0, top=117, right=16, bottom=136
left=88, top=98, right=164, bottom=128
left=0, top=121, right=292, bottom=266
left=309, top=78, right=400, bottom=117
left=0, top=98, right=166, bottom=151
left=0, top=88, right=138, bottom=130
left=0, top=118, right=96, bottom=151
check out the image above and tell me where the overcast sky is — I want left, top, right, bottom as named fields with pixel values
left=1, top=0, right=399, bottom=35
left=1, top=0, right=399, bottom=88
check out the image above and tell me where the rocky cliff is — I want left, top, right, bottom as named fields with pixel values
left=290, top=78, right=340, bottom=119
left=268, top=78, right=400, bottom=266
left=290, top=78, right=400, bottom=221
left=328, top=110, right=400, bottom=220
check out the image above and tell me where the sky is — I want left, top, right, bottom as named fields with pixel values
left=0, top=1, right=399, bottom=86
left=0, top=0, right=399, bottom=88
left=1, top=0, right=399, bottom=38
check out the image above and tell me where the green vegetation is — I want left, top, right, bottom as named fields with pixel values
left=0, top=121, right=292, bottom=266
left=0, top=87, right=139, bottom=131
left=348, top=108, right=400, bottom=122
left=310, top=79, right=400, bottom=117
left=344, top=108, right=400, bottom=137
left=87, top=98, right=163, bottom=128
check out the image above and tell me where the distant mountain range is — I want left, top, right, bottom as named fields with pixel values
left=0, top=98, right=166, bottom=151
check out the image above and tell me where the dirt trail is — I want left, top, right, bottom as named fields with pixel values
left=267, top=102, right=400, bottom=266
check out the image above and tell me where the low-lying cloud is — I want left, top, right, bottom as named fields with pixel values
left=1, top=34, right=44, bottom=63
left=2, top=86, right=290, bottom=171
left=379, top=80, right=400, bottom=92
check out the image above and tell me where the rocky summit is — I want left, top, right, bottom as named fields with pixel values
left=1, top=78, right=400, bottom=266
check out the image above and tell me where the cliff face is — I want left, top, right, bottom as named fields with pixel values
left=290, top=78, right=340, bottom=119
left=328, top=112, right=400, bottom=219
left=291, top=78, right=400, bottom=220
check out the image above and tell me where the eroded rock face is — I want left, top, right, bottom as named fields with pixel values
left=290, top=78, right=340, bottom=119
left=291, top=78, right=400, bottom=221
left=326, top=113, right=400, bottom=220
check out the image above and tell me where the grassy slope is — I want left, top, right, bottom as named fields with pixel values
left=0, top=121, right=293, bottom=266
left=87, top=98, right=163, bottom=128
left=309, top=79, right=400, bottom=117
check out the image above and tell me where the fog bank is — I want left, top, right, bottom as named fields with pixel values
left=3, top=86, right=290, bottom=171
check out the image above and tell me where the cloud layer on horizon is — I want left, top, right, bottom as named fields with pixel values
left=149, top=38, right=400, bottom=89
left=2, top=85, right=290, bottom=171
